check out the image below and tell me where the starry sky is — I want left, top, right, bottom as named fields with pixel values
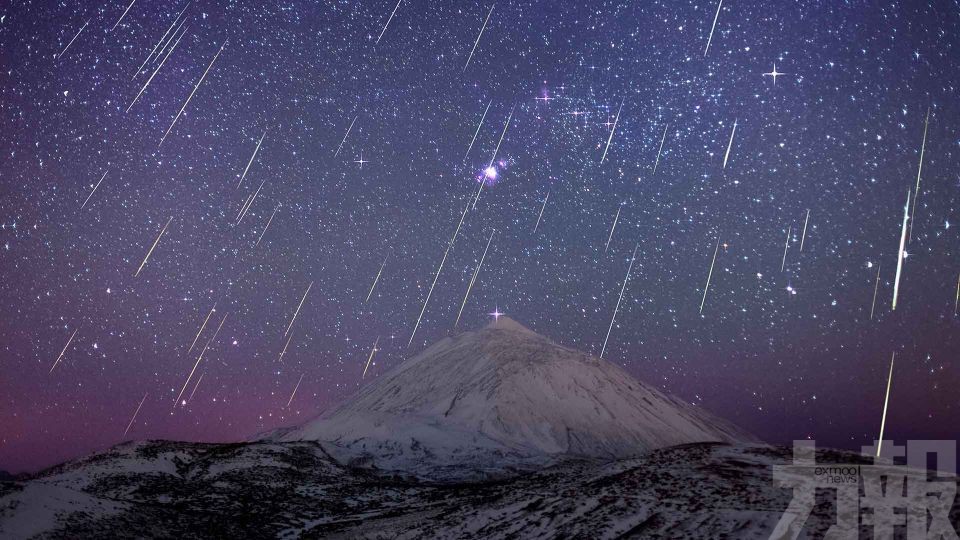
left=2, top=0, right=959, bottom=474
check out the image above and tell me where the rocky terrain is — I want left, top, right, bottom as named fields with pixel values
left=4, top=439, right=918, bottom=538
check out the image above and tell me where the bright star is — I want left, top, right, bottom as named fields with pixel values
left=763, top=63, right=786, bottom=85
left=354, top=152, right=368, bottom=168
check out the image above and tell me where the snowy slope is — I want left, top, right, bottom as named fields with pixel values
left=6, top=441, right=948, bottom=538
left=0, top=440, right=359, bottom=539
left=275, top=317, right=756, bottom=477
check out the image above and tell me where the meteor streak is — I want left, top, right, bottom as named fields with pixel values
left=722, top=118, right=737, bottom=169
left=153, top=18, right=186, bottom=68
left=781, top=226, right=791, bottom=272
left=463, top=100, right=492, bottom=162
left=876, top=351, right=895, bottom=457
left=81, top=170, right=108, bottom=209
left=449, top=199, right=470, bottom=247
left=870, top=263, right=881, bottom=320
left=58, top=19, right=90, bottom=59
left=463, top=4, right=494, bottom=72
left=487, top=106, right=514, bottom=168
left=174, top=312, right=227, bottom=406
left=278, top=332, right=294, bottom=362
left=533, top=192, right=549, bottom=233
left=49, top=328, right=79, bottom=374
left=127, top=24, right=187, bottom=113
left=188, top=302, right=217, bottom=353
left=600, top=244, right=639, bottom=359
left=799, top=209, right=810, bottom=252
left=132, top=2, right=190, bottom=80
left=235, top=180, right=265, bottom=225
left=187, top=372, right=204, bottom=402
left=409, top=201, right=470, bottom=346
left=700, top=235, right=720, bottom=314
left=599, top=99, right=624, bottom=164
left=473, top=105, right=515, bottom=208
left=236, top=193, right=253, bottom=222
left=703, top=0, right=723, bottom=57
left=151, top=17, right=187, bottom=63
left=160, top=40, right=228, bottom=146
left=362, top=337, right=379, bottom=378
left=604, top=205, right=622, bottom=253
left=653, top=124, right=669, bottom=176
left=376, top=0, right=403, bottom=44
left=955, top=272, right=960, bottom=316
left=237, top=128, right=268, bottom=189
left=255, top=205, right=279, bottom=247
left=334, top=116, right=357, bottom=157
left=285, top=282, right=313, bottom=336
left=111, top=0, right=140, bottom=31
left=135, top=216, right=173, bottom=277
left=908, top=107, right=930, bottom=242
left=455, top=229, right=495, bottom=327
left=286, top=374, right=304, bottom=407
left=123, top=392, right=148, bottom=438
left=365, top=253, right=389, bottom=303
left=892, top=190, right=910, bottom=311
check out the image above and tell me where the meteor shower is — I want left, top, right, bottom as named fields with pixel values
left=1, top=1, right=958, bottom=538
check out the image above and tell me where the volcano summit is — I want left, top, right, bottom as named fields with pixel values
left=271, top=317, right=755, bottom=479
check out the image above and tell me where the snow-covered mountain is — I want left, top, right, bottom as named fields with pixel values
left=271, top=317, right=756, bottom=478
left=3, top=320, right=956, bottom=538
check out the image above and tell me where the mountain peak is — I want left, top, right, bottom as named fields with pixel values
left=485, top=315, right=537, bottom=336
left=276, top=317, right=757, bottom=479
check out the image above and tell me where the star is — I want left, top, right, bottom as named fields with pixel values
left=763, top=63, right=786, bottom=85
left=488, top=306, right=504, bottom=323
left=353, top=152, right=368, bottom=168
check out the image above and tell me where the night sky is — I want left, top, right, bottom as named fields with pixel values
left=2, top=0, right=959, bottom=474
